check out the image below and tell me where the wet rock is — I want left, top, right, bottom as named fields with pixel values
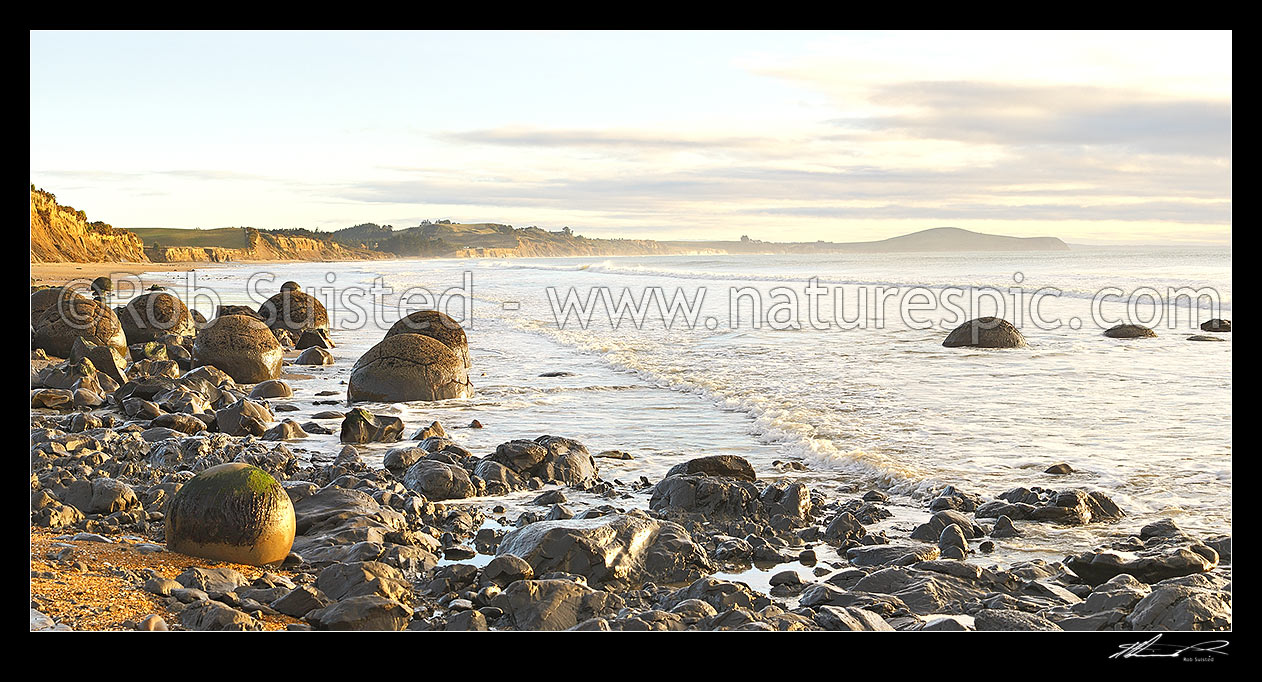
left=489, top=436, right=598, bottom=488
left=1045, top=463, right=1075, bottom=475
left=663, top=455, right=757, bottom=482
left=480, top=554, right=535, bottom=588
left=1028, top=489, right=1125, bottom=526
left=340, top=408, right=404, bottom=444
left=991, top=515, right=1022, bottom=538
left=664, top=578, right=769, bottom=613
left=974, top=609, right=1062, bottom=631
left=262, top=419, right=308, bottom=441
left=492, top=579, right=624, bottom=631
left=928, top=485, right=982, bottom=512
left=497, top=513, right=711, bottom=589
left=1055, top=574, right=1151, bottom=631
left=650, top=474, right=761, bottom=521
left=975, top=500, right=1038, bottom=520
left=295, top=347, right=334, bottom=365
left=316, top=561, right=411, bottom=603
left=850, top=565, right=993, bottom=615
left=192, top=315, right=283, bottom=384
left=938, top=524, right=968, bottom=557
left=822, top=511, right=866, bottom=545
left=1104, top=324, right=1156, bottom=339
left=909, top=510, right=985, bottom=542
left=308, top=595, right=411, bottom=631
left=249, top=379, right=292, bottom=399
left=402, top=459, right=476, bottom=501
left=295, top=328, right=335, bottom=350
left=257, top=290, right=330, bottom=335
left=215, top=398, right=274, bottom=437
left=846, top=543, right=941, bottom=567
left=446, top=610, right=489, bottom=631
left=382, top=446, right=426, bottom=478
left=1067, top=545, right=1218, bottom=586
left=348, top=333, right=473, bottom=402
left=410, top=420, right=446, bottom=441
left=941, top=317, right=1027, bottom=348
left=1125, top=583, right=1231, bottom=631
left=1199, top=318, right=1230, bottom=332
left=813, top=605, right=895, bottom=631
left=384, top=310, right=471, bottom=369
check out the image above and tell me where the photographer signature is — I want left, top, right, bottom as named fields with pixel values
left=1111, top=635, right=1229, bottom=660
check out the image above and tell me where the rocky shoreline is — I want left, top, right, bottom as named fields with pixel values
left=29, top=280, right=1232, bottom=632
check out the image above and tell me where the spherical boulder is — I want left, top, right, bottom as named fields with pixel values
left=348, top=333, right=473, bottom=403
left=385, top=310, right=471, bottom=368
left=165, top=463, right=295, bottom=566
left=119, top=291, right=196, bottom=344
left=90, top=276, right=113, bottom=297
left=257, top=290, right=329, bottom=334
left=31, top=287, right=86, bottom=325
left=32, top=294, right=128, bottom=358
left=191, top=315, right=283, bottom=384
left=1104, top=324, right=1156, bottom=339
left=942, top=317, right=1027, bottom=348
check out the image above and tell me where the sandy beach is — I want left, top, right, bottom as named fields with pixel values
left=29, top=261, right=220, bottom=288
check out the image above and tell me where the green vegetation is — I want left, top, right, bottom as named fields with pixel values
left=130, top=227, right=250, bottom=249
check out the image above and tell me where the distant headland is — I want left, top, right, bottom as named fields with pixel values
left=31, top=186, right=1069, bottom=265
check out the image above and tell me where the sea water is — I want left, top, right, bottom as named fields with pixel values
left=141, top=246, right=1231, bottom=564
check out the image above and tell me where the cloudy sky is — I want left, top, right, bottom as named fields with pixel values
left=29, top=30, right=1231, bottom=244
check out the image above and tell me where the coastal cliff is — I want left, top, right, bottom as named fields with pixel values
left=30, top=189, right=150, bottom=263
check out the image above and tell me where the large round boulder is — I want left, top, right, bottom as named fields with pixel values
left=191, top=315, right=283, bottom=384
left=118, top=291, right=196, bottom=344
left=942, top=317, right=1027, bottom=348
left=1104, top=324, right=1157, bottom=339
left=257, top=290, right=329, bottom=334
left=32, top=294, right=128, bottom=358
left=31, top=287, right=85, bottom=325
left=1199, top=319, right=1230, bottom=333
left=384, top=310, right=471, bottom=368
left=348, top=333, right=473, bottom=403
left=165, top=463, right=296, bottom=566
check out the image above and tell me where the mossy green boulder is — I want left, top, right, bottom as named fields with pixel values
left=166, top=463, right=295, bottom=566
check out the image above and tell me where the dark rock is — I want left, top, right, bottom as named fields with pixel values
left=663, top=455, right=757, bottom=482
left=942, top=317, right=1027, bottom=348
left=491, top=579, right=623, bottom=631
left=179, top=600, right=263, bottom=631
left=402, top=459, right=476, bottom=501
left=1104, top=324, right=1156, bottom=339
left=348, top=333, right=473, bottom=402
left=339, top=408, right=404, bottom=444
left=496, top=513, right=711, bottom=589
left=974, top=609, right=1062, bottom=631
left=308, top=595, right=411, bottom=631
left=192, top=315, right=283, bottom=384
left=910, top=510, right=985, bottom=542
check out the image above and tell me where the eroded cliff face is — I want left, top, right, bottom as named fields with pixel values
left=240, top=229, right=385, bottom=261
left=30, top=190, right=150, bottom=263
